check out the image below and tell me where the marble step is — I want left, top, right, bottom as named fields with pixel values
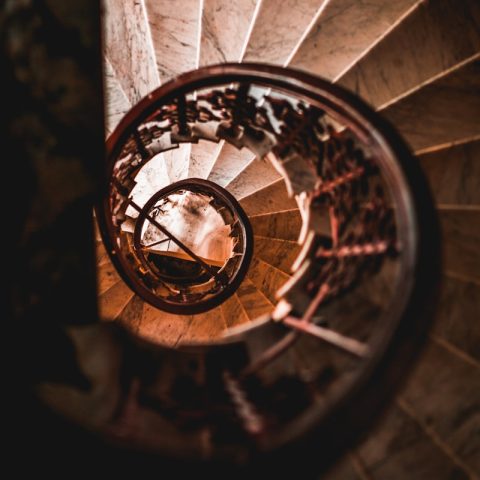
left=145, top=0, right=199, bottom=82
left=188, top=0, right=258, bottom=180
left=207, top=144, right=255, bottom=187
left=418, top=139, right=480, bottom=207
left=200, top=0, right=258, bottom=66
left=247, top=256, right=291, bottom=306
left=432, top=273, right=480, bottom=363
left=163, top=145, right=191, bottom=184
left=225, top=156, right=282, bottom=199
left=354, top=402, right=467, bottom=479
left=243, top=0, right=324, bottom=65
left=221, top=293, right=251, bottom=328
left=288, top=0, right=420, bottom=81
left=398, top=339, right=480, bottom=474
left=236, top=276, right=274, bottom=320
left=188, top=140, right=223, bottom=181
left=249, top=209, right=303, bottom=241
left=441, top=209, right=480, bottom=282
left=115, top=293, right=145, bottom=333
left=240, top=178, right=298, bottom=216
left=139, top=302, right=192, bottom=346
left=253, top=236, right=301, bottom=274
left=338, top=0, right=480, bottom=109
left=95, top=239, right=110, bottom=266
left=103, top=0, right=159, bottom=105
left=104, top=58, right=131, bottom=136
left=98, top=279, right=135, bottom=321
left=382, top=58, right=480, bottom=153
left=144, top=0, right=200, bottom=184
left=97, top=259, right=121, bottom=296
left=179, top=308, right=227, bottom=344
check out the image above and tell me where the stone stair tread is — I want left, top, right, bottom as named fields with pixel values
left=249, top=209, right=303, bottom=241
left=240, top=178, right=297, bottom=216
left=99, top=279, right=135, bottom=321
left=253, top=235, right=301, bottom=274
left=200, top=0, right=258, bottom=66
left=243, top=0, right=323, bottom=65
left=116, top=293, right=145, bottom=333
left=97, top=260, right=121, bottom=296
left=188, top=140, right=223, bottom=181
left=180, top=308, right=227, bottom=343
left=236, top=276, right=274, bottom=320
left=140, top=302, right=192, bottom=346
left=104, top=58, right=131, bottom=135
left=382, top=58, right=480, bottom=152
left=95, top=239, right=110, bottom=266
left=226, top=156, right=282, bottom=199
left=289, top=0, right=420, bottom=81
left=399, top=339, right=480, bottom=473
left=432, top=274, right=480, bottom=363
left=354, top=402, right=465, bottom=479
left=207, top=143, right=255, bottom=187
left=338, top=0, right=480, bottom=109
left=221, top=293, right=251, bottom=328
left=441, top=209, right=480, bottom=281
left=145, top=0, right=199, bottom=82
left=247, top=256, right=290, bottom=306
left=104, top=0, right=159, bottom=105
left=418, top=139, right=480, bottom=206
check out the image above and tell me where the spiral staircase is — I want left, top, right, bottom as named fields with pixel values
left=90, top=0, right=480, bottom=477
left=3, top=0, right=478, bottom=478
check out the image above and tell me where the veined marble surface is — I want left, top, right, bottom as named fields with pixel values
left=239, top=178, right=297, bottom=216
left=190, top=0, right=257, bottom=177
left=441, top=209, right=480, bottom=281
left=243, top=0, right=325, bottom=64
left=104, top=0, right=160, bottom=104
left=163, top=144, right=191, bottom=183
left=145, top=0, right=200, bottom=81
left=140, top=303, right=191, bottom=346
left=221, top=294, right=250, bottom=327
left=200, top=0, right=258, bottom=66
left=433, top=275, right=480, bottom=362
left=98, top=260, right=121, bottom=296
left=99, top=280, right=135, bottom=321
left=382, top=59, right=480, bottom=152
left=399, top=340, right=480, bottom=474
left=144, top=0, right=199, bottom=182
left=253, top=236, right=301, bottom=274
left=188, top=141, right=223, bottom=179
left=117, top=294, right=144, bottom=334
left=289, top=0, right=419, bottom=80
left=236, top=277, right=274, bottom=319
left=104, top=58, right=131, bottom=136
left=247, top=257, right=290, bottom=306
left=207, top=144, right=255, bottom=186
left=338, top=0, right=480, bottom=109
left=419, top=140, right=480, bottom=206
left=249, top=210, right=302, bottom=241
left=225, top=157, right=281, bottom=199
left=182, top=308, right=227, bottom=343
